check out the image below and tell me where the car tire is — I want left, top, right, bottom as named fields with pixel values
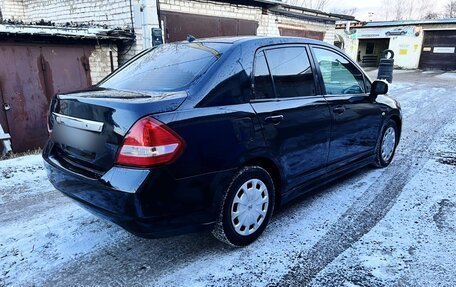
left=373, top=119, right=398, bottom=168
left=212, top=166, right=275, bottom=247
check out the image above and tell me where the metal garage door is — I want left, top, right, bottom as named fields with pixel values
left=419, top=30, right=456, bottom=70
left=278, top=27, right=325, bottom=40
left=160, top=11, right=258, bottom=43
left=0, top=44, right=92, bottom=152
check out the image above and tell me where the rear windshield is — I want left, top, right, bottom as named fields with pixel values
left=99, top=42, right=230, bottom=93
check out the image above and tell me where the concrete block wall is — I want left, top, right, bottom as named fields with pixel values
left=89, top=44, right=119, bottom=84
left=4, top=0, right=132, bottom=28
left=159, top=0, right=259, bottom=21
left=0, top=0, right=26, bottom=20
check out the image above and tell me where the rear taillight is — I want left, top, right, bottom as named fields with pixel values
left=115, top=117, right=185, bottom=167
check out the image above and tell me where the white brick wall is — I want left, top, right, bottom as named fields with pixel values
left=0, top=0, right=26, bottom=20
left=160, top=0, right=259, bottom=21
left=89, top=44, right=119, bottom=83
left=12, top=0, right=133, bottom=28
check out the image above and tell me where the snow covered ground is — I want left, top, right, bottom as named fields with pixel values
left=1, top=71, right=455, bottom=286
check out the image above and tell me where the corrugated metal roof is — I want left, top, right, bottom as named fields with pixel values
left=364, top=18, right=456, bottom=27
left=211, top=0, right=355, bottom=21
left=0, top=24, right=134, bottom=41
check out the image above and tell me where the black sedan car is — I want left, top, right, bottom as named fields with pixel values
left=43, top=36, right=401, bottom=246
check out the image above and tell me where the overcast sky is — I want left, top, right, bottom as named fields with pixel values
left=327, top=0, right=386, bottom=20
left=288, top=0, right=449, bottom=21
left=330, top=0, right=448, bottom=21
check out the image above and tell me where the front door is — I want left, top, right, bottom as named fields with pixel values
left=250, top=46, right=331, bottom=190
left=311, top=46, right=382, bottom=171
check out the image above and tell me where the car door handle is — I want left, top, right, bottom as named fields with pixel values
left=264, top=115, right=284, bottom=124
left=333, top=106, right=345, bottom=114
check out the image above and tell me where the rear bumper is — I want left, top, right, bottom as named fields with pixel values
left=43, top=145, right=236, bottom=238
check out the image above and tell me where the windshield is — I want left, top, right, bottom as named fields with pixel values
left=100, top=42, right=230, bottom=93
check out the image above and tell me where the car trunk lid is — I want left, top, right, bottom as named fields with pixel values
left=49, top=88, right=186, bottom=174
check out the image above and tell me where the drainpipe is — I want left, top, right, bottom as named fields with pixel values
left=156, top=0, right=162, bottom=29
left=345, top=21, right=351, bottom=33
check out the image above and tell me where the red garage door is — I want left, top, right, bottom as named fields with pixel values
left=0, top=43, right=92, bottom=152
left=279, top=27, right=325, bottom=40
left=161, top=11, right=258, bottom=43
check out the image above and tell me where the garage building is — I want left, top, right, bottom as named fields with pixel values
left=0, top=25, right=132, bottom=153
left=336, top=19, right=456, bottom=70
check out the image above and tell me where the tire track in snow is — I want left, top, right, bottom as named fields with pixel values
left=277, top=83, right=456, bottom=286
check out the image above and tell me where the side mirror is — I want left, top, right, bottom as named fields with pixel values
left=370, top=79, right=389, bottom=99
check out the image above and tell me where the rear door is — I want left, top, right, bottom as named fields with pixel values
left=250, top=45, right=331, bottom=190
left=310, top=46, right=382, bottom=171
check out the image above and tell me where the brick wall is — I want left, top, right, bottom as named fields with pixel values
left=89, top=44, right=119, bottom=84
left=0, top=0, right=26, bottom=20
left=160, top=0, right=259, bottom=21
left=4, top=0, right=132, bottom=27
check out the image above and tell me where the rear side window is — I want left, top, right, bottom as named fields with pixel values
left=253, top=51, right=274, bottom=99
left=265, top=47, right=316, bottom=98
left=313, top=48, right=365, bottom=95
left=100, top=43, right=229, bottom=93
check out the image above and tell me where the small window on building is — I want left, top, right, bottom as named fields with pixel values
left=264, top=47, right=316, bottom=98
left=366, top=43, right=375, bottom=55
left=253, top=51, right=274, bottom=99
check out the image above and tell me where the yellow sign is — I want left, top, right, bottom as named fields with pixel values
left=399, top=49, right=408, bottom=55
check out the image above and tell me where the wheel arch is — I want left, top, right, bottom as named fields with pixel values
left=389, top=113, right=402, bottom=143
left=243, top=157, right=283, bottom=207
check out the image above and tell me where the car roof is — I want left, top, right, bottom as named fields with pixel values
left=191, top=35, right=332, bottom=47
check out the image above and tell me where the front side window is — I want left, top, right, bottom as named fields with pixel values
left=313, top=48, right=365, bottom=95
left=265, top=47, right=316, bottom=98
left=100, top=42, right=230, bottom=93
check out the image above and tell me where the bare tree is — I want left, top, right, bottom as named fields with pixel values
left=381, top=0, right=392, bottom=20
left=416, top=0, right=438, bottom=19
left=444, top=0, right=456, bottom=18
left=387, top=0, right=439, bottom=20
left=330, top=7, right=357, bottom=16
left=285, top=0, right=331, bottom=11
left=424, top=12, right=440, bottom=19
left=392, top=0, right=404, bottom=20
